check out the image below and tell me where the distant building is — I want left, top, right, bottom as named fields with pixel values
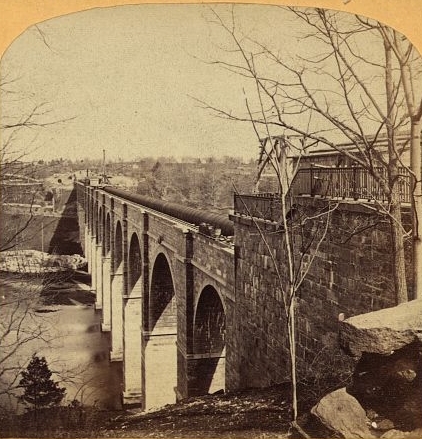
left=0, top=175, right=44, bottom=205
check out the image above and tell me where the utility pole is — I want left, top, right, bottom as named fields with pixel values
left=101, top=149, right=110, bottom=185
left=41, top=218, right=44, bottom=254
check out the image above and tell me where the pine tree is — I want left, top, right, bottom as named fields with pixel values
left=19, top=354, right=65, bottom=411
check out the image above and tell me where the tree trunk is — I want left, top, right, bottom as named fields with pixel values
left=410, top=119, right=422, bottom=299
left=389, top=199, right=408, bottom=304
left=384, top=39, right=408, bottom=304
left=288, top=295, right=298, bottom=422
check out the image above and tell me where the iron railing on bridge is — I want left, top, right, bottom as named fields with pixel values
left=234, top=166, right=411, bottom=221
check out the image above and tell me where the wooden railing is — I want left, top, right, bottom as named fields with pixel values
left=234, top=166, right=411, bottom=220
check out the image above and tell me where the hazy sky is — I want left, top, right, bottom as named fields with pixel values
left=0, top=4, right=412, bottom=162
left=1, top=4, right=277, bottom=161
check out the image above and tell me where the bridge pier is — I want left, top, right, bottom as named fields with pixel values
left=95, top=244, right=103, bottom=310
left=143, top=331, right=177, bottom=410
left=110, top=271, right=124, bottom=361
left=122, top=296, right=143, bottom=405
left=85, top=226, right=91, bottom=274
left=101, top=256, right=111, bottom=331
left=90, top=235, right=97, bottom=293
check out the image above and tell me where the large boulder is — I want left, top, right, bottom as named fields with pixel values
left=311, top=387, right=375, bottom=438
left=339, top=299, right=422, bottom=431
left=340, top=299, right=422, bottom=357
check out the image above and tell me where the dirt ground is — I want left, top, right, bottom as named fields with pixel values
left=99, top=385, right=296, bottom=438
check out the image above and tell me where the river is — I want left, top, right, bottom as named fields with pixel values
left=0, top=274, right=122, bottom=413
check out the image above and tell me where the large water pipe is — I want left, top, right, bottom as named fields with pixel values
left=103, top=186, right=234, bottom=237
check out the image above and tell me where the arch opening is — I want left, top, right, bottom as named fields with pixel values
left=192, top=285, right=226, bottom=396
left=96, top=206, right=103, bottom=245
left=114, top=221, right=123, bottom=271
left=194, top=285, right=225, bottom=354
left=149, top=253, right=176, bottom=333
left=128, top=233, right=141, bottom=294
left=105, top=213, right=111, bottom=255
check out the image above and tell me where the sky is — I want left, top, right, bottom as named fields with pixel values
left=0, top=4, right=270, bottom=162
left=0, top=4, right=418, bottom=162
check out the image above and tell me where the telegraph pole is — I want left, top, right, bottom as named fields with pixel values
left=102, top=149, right=109, bottom=185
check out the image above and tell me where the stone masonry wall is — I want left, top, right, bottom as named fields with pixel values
left=228, top=197, right=412, bottom=391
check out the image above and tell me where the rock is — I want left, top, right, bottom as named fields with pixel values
left=375, top=419, right=395, bottom=430
left=347, top=338, right=421, bottom=430
left=340, top=299, right=422, bottom=357
left=340, top=299, right=422, bottom=431
left=311, top=387, right=375, bottom=438
left=381, top=428, right=422, bottom=438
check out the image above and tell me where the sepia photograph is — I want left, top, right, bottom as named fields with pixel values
left=0, top=1, right=421, bottom=437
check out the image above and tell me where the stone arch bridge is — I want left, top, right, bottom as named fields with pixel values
left=76, top=181, right=234, bottom=408
left=76, top=175, right=410, bottom=409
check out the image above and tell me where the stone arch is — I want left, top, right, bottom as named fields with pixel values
left=94, top=201, right=99, bottom=241
left=96, top=205, right=103, bottom=244
left=114, top=220, right=123, bottom=272
left=105, top=212, right=111, bottom=255
left=191, top=285, right=226, bottom=395
left=128, top=232, right=142, bottom=294
left=149, top=252, right=176, bottom=333
left=194, top=285, right=225, bottom=355
left=194, top=280, right=226, bottom=314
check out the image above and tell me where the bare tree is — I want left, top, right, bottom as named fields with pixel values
left=198, top=5, right=422, bottom=429
left=1, top=66, right=77, bottom=400
left=0, top=274, right=52, bottom=407
left=234, top=136, right=337, bottom=428
left=1, top=64, right=77, bottom=253
left=201, top=6, right=422, bottom=303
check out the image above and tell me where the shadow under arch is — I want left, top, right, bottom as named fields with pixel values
left=128, top=232, right=141, bottom=295
left=149, top=252, right=176, bottom=333
left=191, top=285, right=226, bottom=396
left=96, top=206, right=103, bottom=245
left=114, top=220, right=123, bottom=272
left=104, top=212, right=111, bottom=256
